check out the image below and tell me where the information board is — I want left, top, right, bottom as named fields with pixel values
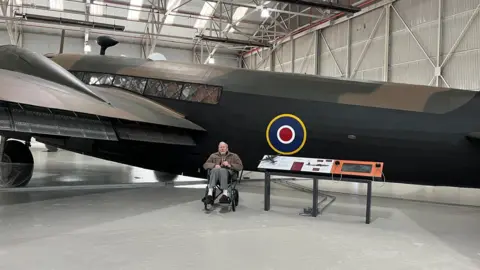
left=257, top=155, right=334, bottom=174
left=257, top=155, right=384, bottom=178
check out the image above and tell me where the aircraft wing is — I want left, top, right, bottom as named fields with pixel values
left=0, top=68, right=204, bottom=146
left=87, top=84, right=196, bottom=130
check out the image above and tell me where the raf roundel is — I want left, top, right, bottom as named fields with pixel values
left=266, top=114, right=307, bottom=155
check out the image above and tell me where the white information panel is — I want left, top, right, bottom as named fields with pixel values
left=257, top=155, right=334, bottom=174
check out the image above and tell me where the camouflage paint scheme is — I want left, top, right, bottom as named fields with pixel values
left=2, top=45, right=480, bottom=188
left=50, top=53, right=477, bottom=114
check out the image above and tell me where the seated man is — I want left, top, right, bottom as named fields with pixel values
left=203, top=141, right=243, bottom=204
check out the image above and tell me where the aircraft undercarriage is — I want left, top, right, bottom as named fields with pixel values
left=0, top=136, right=34, bottom=188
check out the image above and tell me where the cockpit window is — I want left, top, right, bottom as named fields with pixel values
left=70, top=71, right=222, bottom=104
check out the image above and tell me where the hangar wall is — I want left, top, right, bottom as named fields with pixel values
left=0, top=30, right=239, bottom=67
left=243, top=0, right=480, bottom=91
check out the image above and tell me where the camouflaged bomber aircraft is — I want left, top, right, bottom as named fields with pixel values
left=0, top=35, right=480, bottom=189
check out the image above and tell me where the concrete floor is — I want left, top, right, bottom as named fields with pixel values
left=1, top=147, right=480, bottom=269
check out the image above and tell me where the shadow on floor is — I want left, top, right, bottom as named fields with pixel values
left=0, top=189, right=123, bottom=206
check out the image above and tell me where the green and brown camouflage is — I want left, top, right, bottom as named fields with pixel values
left=1, top=43, right=480, bottom=189
left=47, top=53, right=478, bottom=114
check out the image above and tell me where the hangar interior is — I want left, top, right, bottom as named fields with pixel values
left=1, top=0, right=480, bottom=269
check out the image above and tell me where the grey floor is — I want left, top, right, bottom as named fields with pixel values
left=1, top=148, right=480, bottom=269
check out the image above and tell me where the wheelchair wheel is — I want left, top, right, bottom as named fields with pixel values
left=230, top=189, right=239, bottom=212
left=232, top=189, right=239, bottom=206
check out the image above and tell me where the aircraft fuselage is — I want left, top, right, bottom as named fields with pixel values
left=2, top=45, right=476, bottom=189
left=149, top=87, right=480, bottom=188
left=39, top=80, right=480, bottom=189
left=36, top=54, right=480, bottom=189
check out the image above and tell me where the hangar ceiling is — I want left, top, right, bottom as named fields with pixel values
left=0, top=0, right=378, bottom=59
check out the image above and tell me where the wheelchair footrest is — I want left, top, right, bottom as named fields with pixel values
left=218, top=196, right=231, bottom=204
left=218, top=201, right=231, bottom=205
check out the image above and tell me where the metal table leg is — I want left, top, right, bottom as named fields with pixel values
left=264, top=171, right=271, bottom=211
left=366, top=180, right=372, bottom=224
left=312, top=178, right=318, bottom=217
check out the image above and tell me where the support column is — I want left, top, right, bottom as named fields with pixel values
left=270, top=49, right=275, bottom=71
left=435, top=0, right=443, bottom=87
left=291, top=36, right=295, bottom=73
left=314, top=30, right=320, bottom=75
left=201, top=41, right=204, bottom=64
left=59, top=29, right=65, bottom=54
left=383, top=4, right=391, bottom=82
left=346, top=19, right=351, bottom=78
left=192, top=45, right=196, bottom=64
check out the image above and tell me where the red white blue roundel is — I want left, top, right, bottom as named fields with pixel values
left=266, top=114, right=307, bottom=155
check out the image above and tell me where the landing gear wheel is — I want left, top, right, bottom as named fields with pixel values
left=0, top=140, right=34, bottom=188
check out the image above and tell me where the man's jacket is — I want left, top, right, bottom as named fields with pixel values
left=203, top=151, right=243, bottom=172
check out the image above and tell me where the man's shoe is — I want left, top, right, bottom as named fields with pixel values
left=203, top=195, right=214, bottom=205
left=219, top=194, right=231, bottom=204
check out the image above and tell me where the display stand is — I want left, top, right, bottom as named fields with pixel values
left=257, top=155, right=383, bottom=224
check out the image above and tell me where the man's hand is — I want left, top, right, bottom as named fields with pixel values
left=214, top=165, right=221, bottom=168
left=222, top=161, right=231, bottom=167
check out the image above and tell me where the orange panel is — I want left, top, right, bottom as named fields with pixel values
left=330, top=159, right=384, bottom=178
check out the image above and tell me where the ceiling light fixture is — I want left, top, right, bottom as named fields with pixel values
left=261, top=8, right=269, bottom=18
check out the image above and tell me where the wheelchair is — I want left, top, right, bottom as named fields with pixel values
left=201, top=167, right=241, bottom=212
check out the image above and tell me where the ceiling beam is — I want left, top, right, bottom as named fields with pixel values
left=271, top=0, right=361, bottom=13
left=196, top=34, right=271, bottom=47
left=17, top=3, right=264, bottom=33
left=15, top=12, right=125, bottom=30
left=201, top=0, right=330, bottom=19
left=0, top=15, right=193, bottom=41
